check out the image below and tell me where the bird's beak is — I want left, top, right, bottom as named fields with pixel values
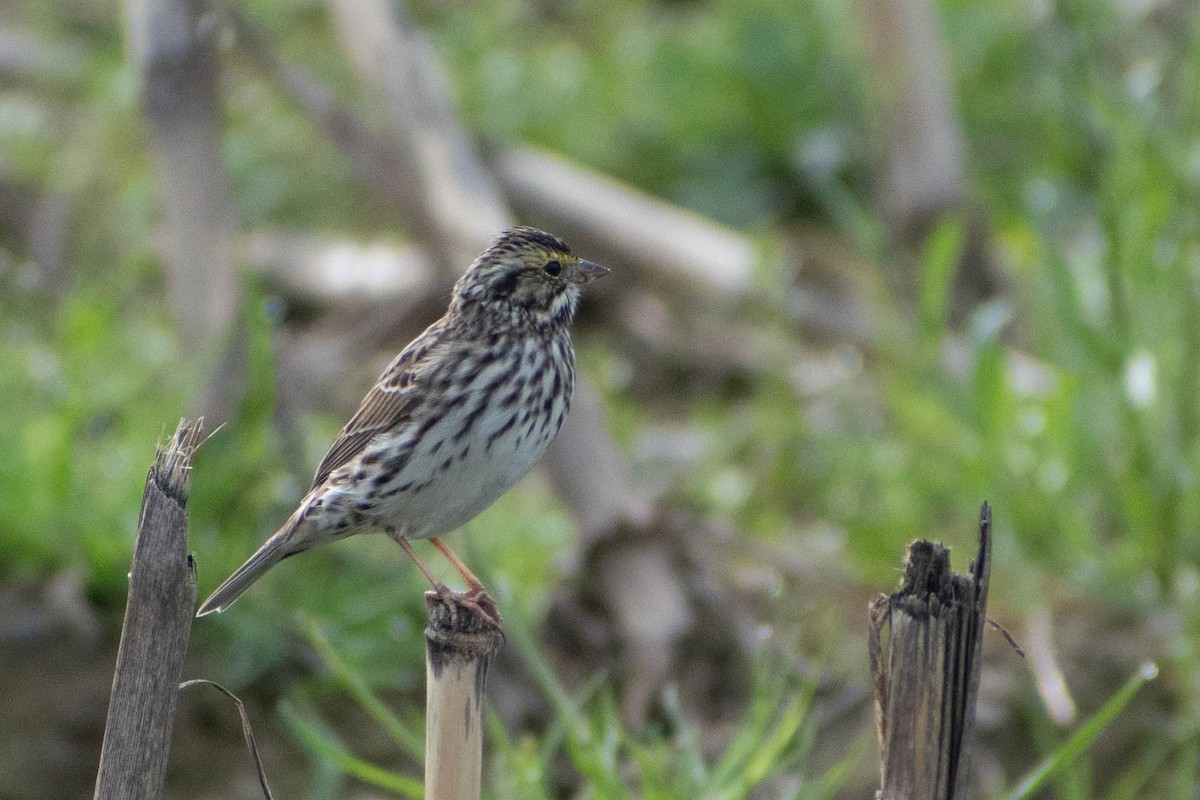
left=572, top=259, right=610, bottom=285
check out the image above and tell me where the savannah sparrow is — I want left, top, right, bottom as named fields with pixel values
left=196, top=227, right=608, bottom=618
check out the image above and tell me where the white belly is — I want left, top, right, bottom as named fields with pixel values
left=360, top=338, right=570, bottom=538
left=396, top=405, right=557, bottom=536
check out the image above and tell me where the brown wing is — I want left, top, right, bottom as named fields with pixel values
left=310, top=320, right=448, bottom=487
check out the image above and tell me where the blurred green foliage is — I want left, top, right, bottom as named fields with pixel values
left=426, top=0, right=867, bottom=227
left=3, top=0, right=1200, bottom=796
left=0, top=282, right=179, bottom=588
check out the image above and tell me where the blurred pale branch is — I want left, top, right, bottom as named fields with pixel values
left=126, top=0, right=246, bottom=422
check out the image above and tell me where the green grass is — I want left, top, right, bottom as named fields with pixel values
left=283, top=589, right=855, bottom=800
left=1005, top=663, right=1160, bottom=800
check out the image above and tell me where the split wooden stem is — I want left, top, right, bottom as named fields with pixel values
left=423, top=591, right=504, bottom=800
left=869, top=502, right=993, bottom=800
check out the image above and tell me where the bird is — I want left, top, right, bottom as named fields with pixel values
left=196, top=227, right=608, bottom=619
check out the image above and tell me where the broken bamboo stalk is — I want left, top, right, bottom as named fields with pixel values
left=868, top=502, right=992, bottom=800
left=93, top=419, right=202, bottom=800
left=423, top=593, right=504, bottom=800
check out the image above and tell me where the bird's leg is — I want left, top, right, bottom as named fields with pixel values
left=389, top=531, right=446, bottom=591
left=429, top=536, right=502, bottom=626
left=390, top=532, right=501, bottom=627
left=429, top=536, right=485, bottom=595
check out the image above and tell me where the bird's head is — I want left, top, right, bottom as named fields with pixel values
left=452, top=227, right=609, bottom=328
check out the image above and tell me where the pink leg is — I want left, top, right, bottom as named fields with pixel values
left=390, top=531, right=444, bottom=590
left=430, top=536, right=486, bottom=594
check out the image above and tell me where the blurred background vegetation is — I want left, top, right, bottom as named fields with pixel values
left=1, top=0, right=1199, bottom=797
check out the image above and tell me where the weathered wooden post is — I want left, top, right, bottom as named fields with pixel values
left=869, top=502, right=993, bottom=800
left=423, top=593, right=504, bottom=800
left=93, top=420, right=201, bottom=800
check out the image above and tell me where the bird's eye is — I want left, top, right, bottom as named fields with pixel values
left=544, top=259, right=562, bottom=277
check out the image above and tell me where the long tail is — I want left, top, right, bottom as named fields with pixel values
left=196, top=512, right=306, bottom=616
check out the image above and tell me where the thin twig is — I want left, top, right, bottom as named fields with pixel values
left=179, top=680, right=274, bottom=800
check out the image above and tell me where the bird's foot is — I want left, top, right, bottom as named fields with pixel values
left=428, top=582, right=502, bottom=629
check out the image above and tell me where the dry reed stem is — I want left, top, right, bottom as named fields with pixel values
left=424, top=591, right=504, bottom=800
left=869, top=502, right=992, bottom=800
left=93, top=419, right=202, bottom=800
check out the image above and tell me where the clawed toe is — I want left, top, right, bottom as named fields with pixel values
left=464, top=585, right=501, bottom=625
left=429, top=584, right=502, bottom=629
